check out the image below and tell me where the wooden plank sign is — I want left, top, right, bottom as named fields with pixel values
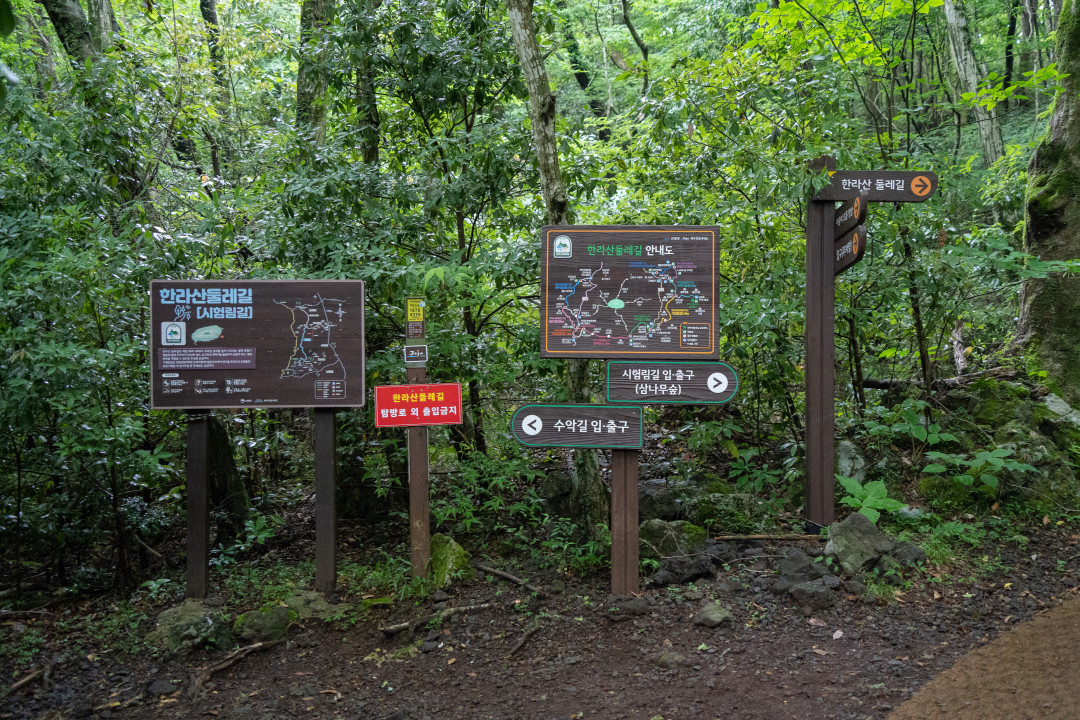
left=151, top=279, right=365, bottom=409
left=834, top=190, right=868, bottom=238
left=511, top=404, right=643, bottom=449
left=374, top=383, right=462, bottom=427
left=834, top=225, right=867, bottom=276
left=815, top=170, right=938, bottom=202
left=540, top=225, right=719, bottom=359
left=606, top=361, right=738, bottom=404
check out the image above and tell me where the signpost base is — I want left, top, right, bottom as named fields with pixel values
left=185, top=412, right=210, bottom=599
left=314, top=409, right=337, bottom=595
left=407, top=367, right=431, bottom=578
left=611, top=449, right=640, bottom=595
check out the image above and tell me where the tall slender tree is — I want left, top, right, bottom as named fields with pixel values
left=508, top=0, right=607, bottom=540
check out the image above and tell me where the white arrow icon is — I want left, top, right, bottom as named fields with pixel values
left=708, top=372, right=729, bottom=394
left=522, top=414, right=543, bottom=436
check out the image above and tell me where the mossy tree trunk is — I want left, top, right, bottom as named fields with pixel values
left=207, top=415, right=249, bottom=545
left=1019, top=0, right=1080, bottom=406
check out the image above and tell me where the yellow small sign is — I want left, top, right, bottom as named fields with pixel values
left=407, top=297, right=424, bottom=322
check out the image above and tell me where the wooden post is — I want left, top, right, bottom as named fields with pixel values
left=314, top=408, right=337, bottom=594
left=185, top=412, right=210, bottom=599
left=407, top=366, right=430, bottom=578
left=806, top=156, right=837, bottom=530
left=610, top=448, right=640, bottom=595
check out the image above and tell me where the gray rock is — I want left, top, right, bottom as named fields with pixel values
left=649, top=554, right=715, bottom=587
left=611, top=597, right=651, bottom=615
left=770, top=579, right=793, bottom=595
left=822, top=575, right=842, bottom=589
left=284, top=591, right=351, bottom=621
left=145, top=599, right=234, bottom=654
left=836, top=440, right=868, bottom=483
left=639, top=487, right=683, bottom=523
left=233, top=606, right=297, bottom=644
left=430, top=534, right=475, bottom=589
left=703, top=540, right=738, bottom=565
left=890, top=542, right=927, bottom=568
left=874, top=554, right=903, bottom=579
left=693, top=601, right=734, bottom=628
left=824, top=512, right=896, bottom=576
left=639, top=519, right=708, bottom=559
left=420, top=641, right=439, bottom=653
left=776, top=548, right=830, bottom=584
left=843, top=579, right=867, bottom=594
left=432, top=590, right=450, bottom=604
left=789, top=580, right=836, bottom=610
left=147, top=680, right=177, bottom=695
left=651, top=651, right=687, bottom=668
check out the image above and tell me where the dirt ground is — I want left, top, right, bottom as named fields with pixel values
left=2, top=526, right=1078, bottom=720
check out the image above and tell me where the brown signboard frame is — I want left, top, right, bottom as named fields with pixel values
left=834, top=225, right=867, bottom=276
left=540, top=225, right=719, bottom=359
left=605, top=361, right=739, bottom=405
left=150, top=279, right=365, bottom=409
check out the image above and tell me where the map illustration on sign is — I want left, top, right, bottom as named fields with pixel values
left=541, top=226, right=719, bottom=359
left=275, top=294, right=349, bottom=380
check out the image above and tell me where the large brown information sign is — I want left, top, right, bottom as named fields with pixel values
left=150, top=279, right=365, bottom=409
left=541, top=226, right=719, bottom=359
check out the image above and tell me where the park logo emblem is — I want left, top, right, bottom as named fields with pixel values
left=553, top=234, right=572, bottom=258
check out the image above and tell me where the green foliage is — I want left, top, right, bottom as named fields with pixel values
left=836, top=475, right=907, bottom=524
left=923, top=448, right=1036, bottom=496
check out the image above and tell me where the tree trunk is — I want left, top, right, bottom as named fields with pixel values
left=85, top=0, right=118, bottom=52
left=943, top=0, right=1005, bottom=167
left=1019, top=0, right=1080, bottom=406
left=508, top=0, right=608, bottom=540
left=35, top=0, right=96, bottom=66
left=207, top=415, right=249, bottom=545
left=296, top=0, right=334, bottom=144
left=1006, top=0, right=1018, bottom=108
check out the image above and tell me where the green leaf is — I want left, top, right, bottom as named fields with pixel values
left=989, top=448, right=1013, bottom=458
left=863, top=480, right=888, bottom=499
left=979, top=474, right=999, bottom=488
left=922, top=463, right=948, bottom=474
left=839, top=497, right=864, bottom=508
left=836, top=475, right=865, bottom=498
left=910, top=426, right=928, bottom=442
left=858, top=507, right=881, bottom=524
left=954, top=474, right=974, bottom=486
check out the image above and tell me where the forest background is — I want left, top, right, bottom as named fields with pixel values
left=2, top=0, right=1080, bottom=603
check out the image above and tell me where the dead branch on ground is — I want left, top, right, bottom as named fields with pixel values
left=473, top=561, right=549, bottom=597
left=379, top=603, right=495, bottom=636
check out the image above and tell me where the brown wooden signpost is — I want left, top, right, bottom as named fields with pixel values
left=150, top=279, right=365, bottom=598
left=606, top=361, right=738, bottom=405
left=804, top=163, right=937, bottom=530
left=512, top=403, right=643, bottom=594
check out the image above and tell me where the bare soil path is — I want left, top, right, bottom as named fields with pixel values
left=2, top=527, right=1078, bottom=720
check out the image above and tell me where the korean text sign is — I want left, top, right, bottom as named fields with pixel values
left=373, top=383, right=463, bottom=427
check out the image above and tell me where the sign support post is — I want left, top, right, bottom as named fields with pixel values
left=405, top=297, right=430, bottom=579
left=804, top=162, right=938, bottom=530
left=185, top=412, right=210, bottom=599
left=314, top=408, right=337, bottom=594
left=610, top=448, right=640, bottom=595
left=805, top=164, right=837, bottom=530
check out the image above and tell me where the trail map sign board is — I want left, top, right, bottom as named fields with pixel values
left=511, top=404, right=643, bottom=449
left=373, top=383, right=462, bottom=428
left=151, top=280, right=365, bottom=409
left=606, top=361, right=739, bottom=404
left=540, top=226, right=719, bottom=359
